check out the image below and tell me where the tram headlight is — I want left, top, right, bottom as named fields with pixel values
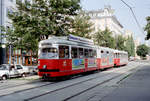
left=43, top=65, right=47, bottom=69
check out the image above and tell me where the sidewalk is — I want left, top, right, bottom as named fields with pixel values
left=101, top=65, right=150, bottom=101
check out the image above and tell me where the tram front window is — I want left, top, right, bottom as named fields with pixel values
left=40, top=48, right=58, bottom=59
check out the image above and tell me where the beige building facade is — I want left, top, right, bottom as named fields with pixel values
left=86, top=5, right=125, bottom=37
left=86, top=5, right=141, bottom=58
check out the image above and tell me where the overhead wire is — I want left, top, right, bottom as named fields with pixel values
left=120, top=0, right=145, bottom=35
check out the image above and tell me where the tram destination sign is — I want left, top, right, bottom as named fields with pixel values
left=68, top=34, right=94, bottom=45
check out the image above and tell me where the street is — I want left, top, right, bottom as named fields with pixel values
left=0, top=0, right=149, bottom=101
left=0, top=61, right=149, bottom=101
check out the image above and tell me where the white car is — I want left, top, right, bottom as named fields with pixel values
left=0, top=64, right=9, bottom=80
left=0, top=64, right=29, bottom=80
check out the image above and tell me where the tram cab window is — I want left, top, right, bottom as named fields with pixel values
left=79, top=48, right=84, bottom=58
left=41, top=48, right=58, bottom=58
left=42, top=48, right=57, bottom=53
left=59, top=46, right=69, bottom=59
left=71, top=47, right=78, bottom=58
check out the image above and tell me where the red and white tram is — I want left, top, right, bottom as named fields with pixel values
left=38, top=35, right=128, bottom=79
left=114, top=50, right=128, bottom=66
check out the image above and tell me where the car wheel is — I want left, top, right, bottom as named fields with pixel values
left=22, top=73, right=26, bottom=77
left=2, top=75, right=7, bottom=80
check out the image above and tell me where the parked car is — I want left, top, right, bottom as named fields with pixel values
left=129, top=56, right=135, bottom=61
left=0, top=64, right=10, bottom=80
left=0, top=64, right=29, bottom=80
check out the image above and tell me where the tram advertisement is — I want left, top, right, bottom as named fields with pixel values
left=88, top=58, right=96, bottom=67
left=72, top=59, right=85, bottom=69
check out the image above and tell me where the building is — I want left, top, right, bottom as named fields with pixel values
left=0, top=0, right=16, bottom=64
left=0, top=0, right=36, bottom=65
left=86, top=5, right=125, bottom=37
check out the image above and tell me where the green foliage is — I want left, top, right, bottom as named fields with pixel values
left=136, top=44, right=149, bottom=57
left=125, top=35, right=135, bottom=57
left=71, top=10, right=94, bottom=39
left=3, top=0, right=81, bottom=51
left=93, top=28, right=115, bottom=48
left=145, top=16, right=150, bottom=40
left=115, top=35, right=126, bottom=51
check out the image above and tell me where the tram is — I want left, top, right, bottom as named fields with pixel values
left=114, top=50, right=128, bottom=66
left=38, top=34, right=128, bottom=79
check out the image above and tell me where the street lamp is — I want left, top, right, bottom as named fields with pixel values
left=2, top=44, right=6, bottom=48
left=0, top=43, right=6, bottom=65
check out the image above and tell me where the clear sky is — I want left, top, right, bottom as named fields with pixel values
left=81, top=0, right=150, bottom=44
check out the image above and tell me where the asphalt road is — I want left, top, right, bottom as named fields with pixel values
left=101, top=65, right=150, bottom=101
left=0, top=61, right=149, bottom=101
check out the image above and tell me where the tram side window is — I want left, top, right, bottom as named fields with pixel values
left=71, top=47, right=78, bottom=58
left=93, top=50, right=97, bottom=58
left=59, top=46, right=69, bottom=59
left=79, top=48, right=84, bottom=58
left=89, top=49, right=96, bottom=58
left=115, top=53, right=117, bottom=58
left=84, top=49, right=89, bottom=58
left=89, top=49, right=93, bottom=58
left=107, top=51, right=109, bottom=55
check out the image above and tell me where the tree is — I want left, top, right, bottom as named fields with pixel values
left=93, top=28, right=115, bottom=48
left=136, top=44, right=149, bottom=58
left=125, top=35, right=135, bottom=57
left=3, top=0, right=81, bottom=51
left=145, top=16, right=150, bottom=40
left=71, top=10, right=94, bottom=39
left=115, top=35, right=126, bottom=51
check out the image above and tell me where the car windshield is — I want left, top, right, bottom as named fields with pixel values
left=0, top=65, right=7, bottom=70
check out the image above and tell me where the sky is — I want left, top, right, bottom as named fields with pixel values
left=81, top=0, right=150, bottom=45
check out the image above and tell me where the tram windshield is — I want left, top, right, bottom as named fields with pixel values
left=39, top=47, right=58, bottom=59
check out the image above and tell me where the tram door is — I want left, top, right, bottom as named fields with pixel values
left=59, top=45, right=71, bottom=71
left=71, top=47, right=85, bottom=70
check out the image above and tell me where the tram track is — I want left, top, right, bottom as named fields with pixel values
left=0, top=81, right=56, bottom=97
left=0, top=79, right=41, bottom=90
left=62, top=74, right=122, bottom=101
left=63, top=65, right=142, bottom=101
left=0, top=68, right=115, bottom=98
left=0, top=71, right=106, bottom=98
left=0, top=68, right=114, bottom=98
left=23, top=64, right=138, bottom=101
left=0, top=62, right=139, bottom=101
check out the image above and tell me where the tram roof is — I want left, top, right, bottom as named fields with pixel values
left=39, top=36, right=128, bottom=54
left=39, top=36, right=95, bottom=48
